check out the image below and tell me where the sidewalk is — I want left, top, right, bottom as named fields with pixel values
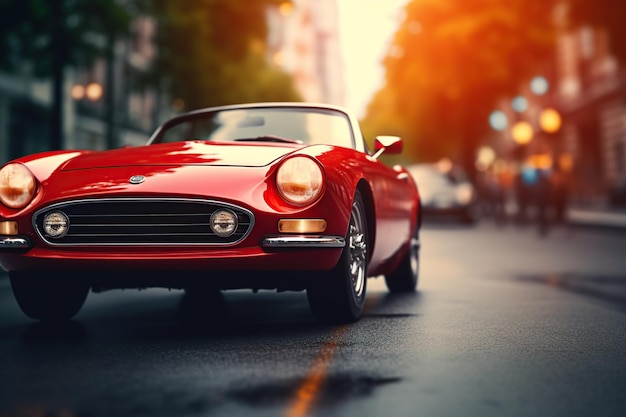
left=567, top=207, right=626, bottom=231
left=500, top=198, right=626, bottom=232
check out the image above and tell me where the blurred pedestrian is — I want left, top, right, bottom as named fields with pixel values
left=536, top=165, right=552, bottom=237
left=528, top=147, right=554, bottom=237
left=550, top=153, right=573, bottom=225
left=494, top=160, right=515, bottom=224
left=515, top=161, right=537, bottom=225
left=478, top=168, right=505, bottom=224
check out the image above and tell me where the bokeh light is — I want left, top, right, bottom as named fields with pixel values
left=512, top=121, right=533, bottom=144
left=71, top=84, right=85, bottom=100
left=511, top=96, right=528, bottom=112
left=530, top=76, right=549, bottom=95
left=85, top=83, right=103, bottom=101
left=539, top=108, right=562, bottom=133
left=489, top=110, right=508, bottom=131
left=475, top=146, right=496, bottom=171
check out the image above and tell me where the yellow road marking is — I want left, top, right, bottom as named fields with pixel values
left=285, top=325, right=349, bottom=417
left=285, top=292, right=384, bottom=416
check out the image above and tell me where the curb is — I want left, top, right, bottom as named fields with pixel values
left=567, top=209, right=626, bottom=232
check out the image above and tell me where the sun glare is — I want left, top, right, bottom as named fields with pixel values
left=338, top=0, right=408, bottom=116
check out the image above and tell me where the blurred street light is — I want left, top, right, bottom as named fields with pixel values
left=489, top=110, right=508, bottom=131
left=528, top=152, right=553, bottom=169
left=85, top=82, right=103, bottom=101
left=539, top=108, right=562, bottom=133
left=530, top=76, right=549, bottom=95
left=71, top=82, right=103, bottom=101
left=71, top=84, right=85, bottom=100
left=475, top=146, right=496, bottom=171
left=512, top=121, right=533, bottom=144
left=511, top=96, right=528, bottom=112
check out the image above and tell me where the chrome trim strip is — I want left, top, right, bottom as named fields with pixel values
left=262, top=235, right=345, bottom=248
left=32, top=197, right=255, bottom=246
left=0, top=237, right=30, bottom=249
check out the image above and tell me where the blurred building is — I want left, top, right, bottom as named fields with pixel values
left=0, top=14, right=161, bottom=162
left=266, top=0, right=345, bottom=106
left=0, top=1, right=345, bottom=161
left=0, top=65, right=51, bottom=161
left=554, top=25, right=626, bottom=206
left=70, top=15, right=162, bottom=151
left=483, top=7, right=626, bottom=210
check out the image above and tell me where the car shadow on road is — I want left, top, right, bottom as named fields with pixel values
left=13, top=289, right=318, bottom=345
left=16, top=285, right=427, bottom=345
left=174, top=289, right=329, bottom=338
left=362, top=290, right=423, bottom=320
left=20, top=319, right=89, bottom=343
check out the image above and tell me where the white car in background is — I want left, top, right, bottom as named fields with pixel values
left=408, top=160, right=479, bottom=224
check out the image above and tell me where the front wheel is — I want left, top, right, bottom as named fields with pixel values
left=384, top=224, right=420, bottom=292
left=10, top=272, right=89, bottom=321
left=307, top=190, right=368, bottom=324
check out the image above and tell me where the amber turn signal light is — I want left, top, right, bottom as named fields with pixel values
left=0, top=221, right=18, bottom=235
left=278, top=219, right=327, bottom=233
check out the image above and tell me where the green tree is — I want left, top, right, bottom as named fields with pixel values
left=363, top=0, right=558, bottom=171
left=144, top=0, right=302, bottom=111
left=0, top=0, right=135, bottom=150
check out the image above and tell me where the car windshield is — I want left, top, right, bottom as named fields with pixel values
left=151, top=107, right=355, bottom=148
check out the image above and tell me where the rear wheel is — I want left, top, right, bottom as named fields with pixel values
left=307, top=190, right=368, bottom=324
left=10, top=272, right=89, bottom=321
left=384, top=223, right=420, bottom=292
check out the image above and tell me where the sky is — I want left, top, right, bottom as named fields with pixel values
left=336, top=0, right=408, bottom=117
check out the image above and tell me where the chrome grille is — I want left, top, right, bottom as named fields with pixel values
left=33, top=198, right=254, bottom=246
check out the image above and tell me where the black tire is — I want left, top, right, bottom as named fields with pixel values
left=384, top=223, right=420, bottom=292
left=307, top=190, right=368, bottom=324
left=10, top=272, right=89, bottom=321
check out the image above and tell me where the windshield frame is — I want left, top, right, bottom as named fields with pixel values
left=147, top=103, right=359, bottom=150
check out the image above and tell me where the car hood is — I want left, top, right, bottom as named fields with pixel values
left=60, top=141, right=302, bottom=171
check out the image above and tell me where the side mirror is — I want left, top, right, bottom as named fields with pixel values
left=373, top=135, right=403, bottom=159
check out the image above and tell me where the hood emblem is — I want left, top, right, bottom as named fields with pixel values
left=129, top=175, right=145, bottom=185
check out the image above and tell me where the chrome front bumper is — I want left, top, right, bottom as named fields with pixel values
left=262, top=235, right=345, bottom=248
left=1, top=235, right=345, bottom=250
left=0, top=237, right=31, bottom=249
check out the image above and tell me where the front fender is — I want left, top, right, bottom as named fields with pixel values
left=17, top=151, right=89, bottom=183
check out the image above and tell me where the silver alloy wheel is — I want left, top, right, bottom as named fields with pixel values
left=348, top=199, right=367, bottom=298
left=306, top=190, right=368, bottom=323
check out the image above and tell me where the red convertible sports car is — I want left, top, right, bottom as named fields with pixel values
left=0, top=102, right=421, bottom=324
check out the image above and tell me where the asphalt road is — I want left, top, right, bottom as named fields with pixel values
left=1, top=220, right=625, bottom=417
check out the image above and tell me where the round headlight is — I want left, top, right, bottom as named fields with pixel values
left=43, top=211, right=70, bottom=238
left=210, top=209, right=238, bottom=237
left=276, top=157, right=324, bottom=205
left=0, top=163, right=36, bottom=209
